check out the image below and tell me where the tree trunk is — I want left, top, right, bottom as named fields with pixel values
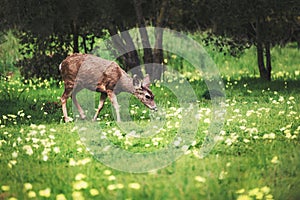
left=152, top=28, right=164, bottom=80
left=152, top=0, right=169, bottom=81
left=265, top=42, right=272, bottom=81
left=108, top=26, right=142, bottom=77
left=71, top=20, right=79, bottom=53
left=133, top=0, right=153, bottom=77
left=256, top=17, right=271, bottom=81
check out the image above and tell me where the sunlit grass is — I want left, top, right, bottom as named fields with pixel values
left=0, top=44, right=299, bottom=199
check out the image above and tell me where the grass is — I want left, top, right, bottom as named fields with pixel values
left=0, top=42, right=300, bottom=200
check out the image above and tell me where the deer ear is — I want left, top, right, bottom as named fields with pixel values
left=142, top=74, right=151, bottom=88
left=133, top=74, right=142, bottom=88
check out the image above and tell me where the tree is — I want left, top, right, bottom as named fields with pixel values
left=2, top=0, right=107, bottom=80
left=193, top=0, right=300, bottom=81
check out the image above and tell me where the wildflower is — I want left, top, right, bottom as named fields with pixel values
left=107, top=184, right=117, bottom=190
left=72, top=191, right=84, bottom=200
left=236, top=188, right=245, bottom=194
left=103, top=170, right=112, bottom=175
left=237, top=194, right=252, bottom=200
left=56, top=194, right=67, bottom=200
left=89, top=189, right=99, bottom=196
left=24, top=183, right=33, bottom=190
left=28, top=191, right=36, bottom=198
left=75, top=173, right=86, bottom=181
left=271, top=156, right=279, bottom=164
left=128, top=183, right=141, bottom=190
left=218, top=170, right=228, bottom=180
left=108, top=175, right=116, bottom=181
left=77, top=158, right=91, bottom=165
left=39, top=187, right=51, bottom=198
left=53, top=147, right=60, bottom=154
left=1, top=185, right=10, bottom=191
left=73, top=180, right=88, bottom=190
left=194, top=176, right=206, bottom=183
left=12, top=151, right=18, bottom=158
left=116, top=183, right=124, bottom=189
left=260, top=186, right=270, bottom=194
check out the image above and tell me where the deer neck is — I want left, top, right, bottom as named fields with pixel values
left=117, top=73, right=136, bottom=94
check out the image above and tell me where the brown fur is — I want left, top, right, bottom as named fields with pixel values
left=60, top=53, right=156, bottom=122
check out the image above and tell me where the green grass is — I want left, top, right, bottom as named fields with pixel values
left=0, top=43, right=300, bottom=200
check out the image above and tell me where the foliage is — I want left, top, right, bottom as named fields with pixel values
left=0, top=30, right=21, bottom=75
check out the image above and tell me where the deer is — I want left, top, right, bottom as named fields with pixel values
left=59, top=53, right=157, bottom=122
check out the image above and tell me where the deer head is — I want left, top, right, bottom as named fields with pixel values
left=133, top=75, right=157, bottom=111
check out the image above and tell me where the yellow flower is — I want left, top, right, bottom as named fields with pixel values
left=73, top=180, right=88, bottom=190
left=56, top=194, right=67, bottom=200
left=237, top=194, right=252, bottom=200
left=107, top=184, right=117, bottom=191
left=39, top=187, right=51, bottom=198
left=236, top=189, right=245, bottom=194
left=194, top=176, right=206, bottom=183
left=72, top=191, right=85, bottom=200
left=24, top=183, right=33, bottom=191
left=128, top=183, right=141, bottom=190
left=255, top=192, right=264, bottom=199
left=75, top=173, right=86, bottom=181
left=108, top=175, right=116, bottom=181
left=103, top=170, right=112, bottom=175
left=1, top=185, right=10, bottom=191
left=271, top=156, right=279, bottom=164
left=89, top=189, right=99, bottom=196
left=28, top=191, right=36, bottom=198
left=248, top=188, right=259, bottom=196
left=260, top=186, right=270, bottom=194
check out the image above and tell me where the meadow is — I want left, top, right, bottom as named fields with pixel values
left=0, top=42, right=300, bottom=200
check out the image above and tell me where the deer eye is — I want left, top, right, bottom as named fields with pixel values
left=145, top=94, right=151, bottom=99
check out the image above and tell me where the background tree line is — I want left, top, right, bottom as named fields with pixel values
left=0, top=0, right=299, bottom=81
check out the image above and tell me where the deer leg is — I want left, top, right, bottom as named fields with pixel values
left=71, top=91, right=86, bottom=120
left=93, top=92, right=107, bottom=121
left=61, top=89, right=72, bottom=122
left=107, top=91, right=121, bottom=122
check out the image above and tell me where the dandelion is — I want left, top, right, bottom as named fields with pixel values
left=218, top=170, right=228, bottom=180
left=56, top=194, right=67, bottom=200
left=53, top=147, right=60, bottom=154
left=194, top=176, right=206, bottom=183
left=237, top=194, right=252, bottom=200
left=236, top=188, right=245, bottom=194
left=75, top=173, right=86, bottom=181
left=128, top=183, right=141, bottom=190
left=77, top=158, right=91, bottom=165
left=28, top=191, right=36, bottom=198
left=69, top=158, right=77, bottom=166
left=24, top=183, right=33, bottom=190
left=73, top=180, right=88, bottom=190
left=103, top=170, right=112, bottom=175
left=107, top=184, right=117, bottom=191
left=1, top=185, right=10, bottom=191
left=39, top=187, right=51, bottom=198
left=12, top=151, right=18, bottom=158
left=72, top=191, right=84, bottom=200
left=108, top=175, right=116, bottom=181
left=271, top=156, right=279, bottom=164
left=89, top=189, right=99, bottom=196
left=8, top=160, right=17, bottom=168
left=260, top=186, right=270, bottom=194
